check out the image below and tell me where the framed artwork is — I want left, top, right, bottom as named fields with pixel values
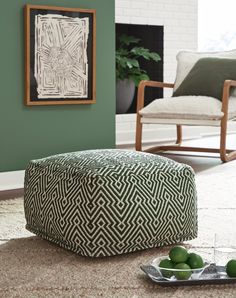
left=24, top=4, right=96, bottom=106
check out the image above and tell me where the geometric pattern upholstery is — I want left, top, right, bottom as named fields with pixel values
left=24, top=149, right=198, bottom=257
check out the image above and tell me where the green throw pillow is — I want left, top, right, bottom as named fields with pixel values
left=173, top=57, right=236, bottom=101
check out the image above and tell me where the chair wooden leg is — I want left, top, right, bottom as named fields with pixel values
left=220, top=116, right=236, bottom=162
left=219, top=79, right=236, bottom=162
left=220, top=116, right=227, bottom=162
left=176, top=125, right=182, bottom=145
left=135, top=114, right=143, bottom=151
left=136, top=114, right=236, bottom=162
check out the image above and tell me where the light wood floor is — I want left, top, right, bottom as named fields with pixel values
left=146, top=133, right=236, bottom=173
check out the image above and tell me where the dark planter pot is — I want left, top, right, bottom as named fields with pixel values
left=116, top=79, right=135, bottom=114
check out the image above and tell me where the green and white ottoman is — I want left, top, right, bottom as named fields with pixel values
left=24, top=149, right=197, bottom=257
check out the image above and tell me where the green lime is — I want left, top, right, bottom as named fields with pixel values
left=187, top=253, right=204, bottom=269
left=226, top=259, right=236, bottom=277
left=169, top=246, right=189, bottom=263
left=159, top=259, right=174, bottom=278
left=174, top=263, right=192, bottom=280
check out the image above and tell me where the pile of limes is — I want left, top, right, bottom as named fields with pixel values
left=159, top=246, right=236, bottom=280
left=159, top=246, right=204, bottom=280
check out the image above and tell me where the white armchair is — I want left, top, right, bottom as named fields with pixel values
left=135, top=50, right=236, bottom=162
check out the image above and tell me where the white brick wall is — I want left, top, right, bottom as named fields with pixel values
left=116, top=0, right=198, bottom=90
left=116, top=0, right=198, bottom=145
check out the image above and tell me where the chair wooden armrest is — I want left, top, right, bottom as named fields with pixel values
left=225, top=79, right=236, bottom=87
left=221, top=80, right=236, bottom=115
left=136, top=80, right=174, bottom=112
left=221, top=80, right=236, bottom=110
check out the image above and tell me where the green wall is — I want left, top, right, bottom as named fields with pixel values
left=0, top=0, right=115, bottom=172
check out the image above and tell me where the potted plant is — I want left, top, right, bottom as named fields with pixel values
left=116, top=34, right=161, bottom=114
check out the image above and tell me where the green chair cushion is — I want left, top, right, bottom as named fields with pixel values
left=173, top=57, right=236, bottom=101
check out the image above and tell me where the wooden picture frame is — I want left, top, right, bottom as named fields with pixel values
left=24, top=4, right=96, bottom=106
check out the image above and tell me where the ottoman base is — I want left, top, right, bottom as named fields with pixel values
left=26, top=223, right=197, bottom=257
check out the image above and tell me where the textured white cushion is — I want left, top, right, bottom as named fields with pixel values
left=139, top=95, right=236, bottom=120
left=174, top=49, right=236, bottom=97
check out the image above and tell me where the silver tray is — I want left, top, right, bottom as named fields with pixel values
left=141, top=263, right=236, bottom=286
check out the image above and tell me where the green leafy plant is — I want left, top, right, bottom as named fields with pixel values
left=116, top=34, right=161, bottom=86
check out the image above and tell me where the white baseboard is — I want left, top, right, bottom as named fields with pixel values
left=0, top=170, right=25, bottom=191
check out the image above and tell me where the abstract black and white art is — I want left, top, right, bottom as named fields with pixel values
left=25, top=5, right=96, bottom=106
left=35, top=14, right=89, bottom=99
